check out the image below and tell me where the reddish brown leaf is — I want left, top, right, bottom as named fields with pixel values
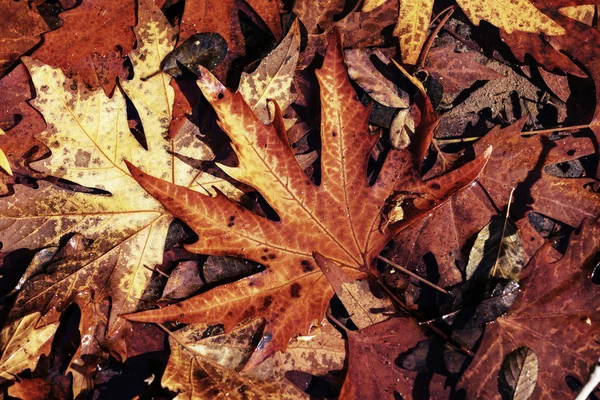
left=124, top=34, right=490, bottom=368
left=460, top=218, right=600, bottom=398
left=425, top=45, right=504, bottom=93
left=390, top=118, right=597, bottom=287
left=31, top=0, right=141, bottom=94
left=500, top=30, right=586, bottom=77
left=339, top=317, right=427, bottom=400
left=0, top=1, right=48, bottom=78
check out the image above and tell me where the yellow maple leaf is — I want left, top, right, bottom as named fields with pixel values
left=0, top=0, right=236, bottom=351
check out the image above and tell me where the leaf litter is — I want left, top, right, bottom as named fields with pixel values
left=0, top=0, right=600, bottom=399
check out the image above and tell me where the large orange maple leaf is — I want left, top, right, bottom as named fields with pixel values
left=125, top=34, right=490, bottom=368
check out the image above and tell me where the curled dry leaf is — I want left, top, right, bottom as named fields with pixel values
left=460, top=218, right=600, bottom=398
left=0, top=0, right=235, bottom=355
left=124, top=34, right=490, bottom=368
left=344, top=48, right=409, bottom=108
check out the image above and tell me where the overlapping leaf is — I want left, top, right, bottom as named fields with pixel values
left=124, top=34, right=491, bottom=368
left=460, top=218, right=600, bottom=398
left=0, top=0, right=231, bottom=351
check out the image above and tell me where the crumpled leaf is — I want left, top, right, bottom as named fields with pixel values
left=124, top=34, right=490, bottom=368
left=425, top=45, right=504, bottom=93
left=0, top=0, right=232, bottom=351
left=0, top=313, right=59, bottom=383
left=345, top=48, right=409, bottom=108
left=239, top=20, right=300, bottom=124
left=460, top=218, right=600, bottom=398
left=340, top=317, right=427, bottom=400
left=162, top=319, right=306, bottom=399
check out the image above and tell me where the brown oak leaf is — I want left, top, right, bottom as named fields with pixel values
left=460, top=217, right=600, bottom=398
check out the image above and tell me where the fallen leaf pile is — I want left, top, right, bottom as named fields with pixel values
left=1, top=0, right=600, bottom=399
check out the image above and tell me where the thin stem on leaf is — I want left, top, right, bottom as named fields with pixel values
left=491, top=187, right=515, bottom=278
left=435, top=123, right=592, bottom=145
left=377, top=255, right=450, bottom=295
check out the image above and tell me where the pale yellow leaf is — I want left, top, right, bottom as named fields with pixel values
left=456, top=0, right=565, bottom=35
left=0, top=129, right=12, bottom=176
left=0, top=313, right=59, bottom=382
left=239, top=20, right=301, bottom=124
left=559, top=5, right=596, bottom=26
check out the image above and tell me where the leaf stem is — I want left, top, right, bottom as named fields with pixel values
left=491, top=187, right=515, bottom=278
left=435, top=124, right=592, bottom=145
left=377, top=256, right=450, bottom=295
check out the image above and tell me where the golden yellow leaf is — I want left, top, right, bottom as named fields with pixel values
left=394, top=0, right=434, bottom=65
left=559, top=5, right=596, bottom=26
left=0, top=0, right=235, bottom=346
left=0, top=313, right=59, bottom=382
left=362, top=0, right=389, bottom=12
left=455, top=0, right=566, bottom=35
left=239, top=20, right=301, bottom=124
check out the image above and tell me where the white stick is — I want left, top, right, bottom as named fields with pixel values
left=575, top=359, right=600, bottom=400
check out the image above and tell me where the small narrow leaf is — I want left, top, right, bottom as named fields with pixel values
left=499, top=347, right=539, bottom=400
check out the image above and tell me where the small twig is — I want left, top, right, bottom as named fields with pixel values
left=143, top=264, right=170, bottom=278
left=377, top=256, right=450, bottom=295
left=435, top=123, right=593, bottom=145
left=415, top=6, right=455, bottom=70
left=575, top=359, right=600, bottom=400
left=491, top=187, right=515, bottom=277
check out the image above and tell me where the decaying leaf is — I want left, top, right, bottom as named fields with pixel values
left=0, top=0, right=232, bottom=352
left=162, top=318, right=306, bottom=399
left=558, top=5, right=595, bottom=25
left=345, top=48, right=409, bottom=108
left=0, top=313, right=59, bottom=383
left=460, top=218, right=600, bottom=398
left=0, top=129, right=12, bottom=176
left=0, top=0, right=48, bottom=78
left=456, top=0, right=565, bottom=35
left=239, top=20, right=301, bottom=124
left=425, top=45, right=503, bottom=93
left=340, top=317, right=427, bottom=400
left=498, top=347, right=539, bottom=400
left=394, top=0, right=434, bottom=65
left=465, top=215, right=524, bottom=281
left=124, top=34, right=490, bottom=368
left=248, top=320, right=346, bottom=380
left=314, top=252, right=396, bottom=329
